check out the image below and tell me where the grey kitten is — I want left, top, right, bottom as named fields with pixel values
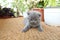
left=22, top=11, right=43, bottom=32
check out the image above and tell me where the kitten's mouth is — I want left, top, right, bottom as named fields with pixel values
left=30, top=23, right=36, bottom=25
left=30, top=23, right=38, bottom=27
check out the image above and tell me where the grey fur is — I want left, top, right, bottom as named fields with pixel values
left=22, top=11, right=43, bottom=32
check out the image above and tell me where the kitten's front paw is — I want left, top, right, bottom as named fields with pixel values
left=38, top=29, right=43, bottom=32
left=21, top=29, right=27, bottom=32
left=39, top=29, right=43, bottom=32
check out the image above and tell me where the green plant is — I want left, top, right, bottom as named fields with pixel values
left=36, top=1, right=44, bottom=8
left=26, top=0, right=44, bottom=10
left=44, top=0, right=49, bottom=8
left=11, top=0, right=28, bottom=17
left=56, top=0, right=60, bottom=7
left=44, top=0, right=57, bottom=8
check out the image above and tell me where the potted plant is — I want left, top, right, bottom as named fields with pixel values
left=29, top=0, right=44, bottom=21
left=44, top=0, right=60, bottom=26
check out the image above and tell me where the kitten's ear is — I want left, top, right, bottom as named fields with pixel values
left=38, top=14, right=41, bottom=17
left=27, top=12, right=30, bottom=15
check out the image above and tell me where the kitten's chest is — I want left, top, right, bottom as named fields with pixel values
left=29, top=23, right=39, bottom=27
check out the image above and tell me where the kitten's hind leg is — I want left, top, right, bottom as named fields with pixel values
left=22, top=24, right=30, bottom=32
left=38, top=24, right=43, bottom=32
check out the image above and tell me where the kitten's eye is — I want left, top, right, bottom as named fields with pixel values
left=38, top=14, right=41, bottom=17
left=30, top=19, right=33, bottom=20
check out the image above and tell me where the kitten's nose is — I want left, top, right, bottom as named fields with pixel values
left=33, top=22, right=35, bottom=24
left=32, top=22, right=36, bottom=24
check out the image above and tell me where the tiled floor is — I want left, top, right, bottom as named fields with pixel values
left=0, top=17, right=60, bottom=40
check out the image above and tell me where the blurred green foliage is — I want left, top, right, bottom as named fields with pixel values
left=36, top=1, right=44, bottom=8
